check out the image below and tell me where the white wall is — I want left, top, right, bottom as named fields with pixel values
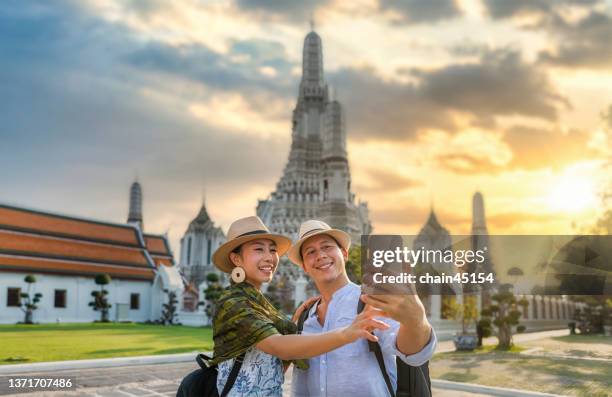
left=0, top=272, right=152, bottom=324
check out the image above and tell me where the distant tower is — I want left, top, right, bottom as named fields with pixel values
left=471, top=191, right=496, bottom=301
left=472, top=191, right=487, bottom=235
left=127, top=180, right=143, bottom=231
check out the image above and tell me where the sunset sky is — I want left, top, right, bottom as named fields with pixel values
left=1, top=0, right=611, bottom=255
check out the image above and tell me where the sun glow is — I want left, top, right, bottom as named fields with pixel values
left=547, top=170, right=598, bottom=213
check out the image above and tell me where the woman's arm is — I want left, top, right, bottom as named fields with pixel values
left=256, top=306, right=389, bottom=360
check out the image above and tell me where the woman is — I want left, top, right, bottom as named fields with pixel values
left=209, top=216, right=388, bottom=397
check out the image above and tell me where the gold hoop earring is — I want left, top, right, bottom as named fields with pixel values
left=231, top=266, right=246, bottom=283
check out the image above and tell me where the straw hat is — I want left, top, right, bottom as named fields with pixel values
left=212, top=216, right=292, bottom=273
left=287, top=220, right=351, bottom=267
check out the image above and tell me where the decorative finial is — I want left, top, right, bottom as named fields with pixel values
left=309, top=13, right=315, bottom=31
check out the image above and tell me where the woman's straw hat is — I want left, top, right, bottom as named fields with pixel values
left=212, top=216, right=291, bottom=273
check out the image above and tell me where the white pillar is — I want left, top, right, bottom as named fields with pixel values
left=295, top=275, right=308, bottom=305
left=431, top=295, right=441, bottom=321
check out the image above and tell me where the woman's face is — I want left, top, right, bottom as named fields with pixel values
left=230, top=239, right=279, bottom=288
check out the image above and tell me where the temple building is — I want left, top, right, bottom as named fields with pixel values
left=413, top=192, right=574, bottom=339
left=256, top=29, right=371, bottom=243
left=0, top=181, right=183, bottom=324
left=178, top=199, right=225, bottom=288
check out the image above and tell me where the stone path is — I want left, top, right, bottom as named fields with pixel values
left=0, top=362, right=495, bottom=397
left=1, top=329, right=571, bottom=397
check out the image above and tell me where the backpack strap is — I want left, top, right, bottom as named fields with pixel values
left=219, top=352, right=245, bottom=397
left=195, top=352, right=245, bottom=397
left=357, top=299, right=396, bottom=397
left=297, top=298, right=321, bottom=334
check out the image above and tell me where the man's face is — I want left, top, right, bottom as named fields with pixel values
left=300, top=234, right=348, bottom=285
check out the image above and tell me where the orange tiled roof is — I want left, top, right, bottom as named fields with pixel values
left=0, top=205, right=141, bottom=246
left=144, top=234, right=172, bottom=255
left=0, top=254, right=154, bottom=281
left=151, top=256, right=173, bottom=267
left=0, top=230, right=149, bottom=267
left=0, top=203, right=171, bottom=281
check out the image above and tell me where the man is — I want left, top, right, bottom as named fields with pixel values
left=288, top=220, right=436, bottom=397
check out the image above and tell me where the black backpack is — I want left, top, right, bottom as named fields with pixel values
left=176, top=352, right=245, bottom=397
left=297, top=297, right=432, bottom=397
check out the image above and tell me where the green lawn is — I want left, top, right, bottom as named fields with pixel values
left=432, top=335, right=612, bottom=397
left=0, top=323, right=213, bottom=365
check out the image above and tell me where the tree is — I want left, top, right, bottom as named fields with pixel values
left=480, top=285, right=528, bottom=349
left=161, top=289, right=179, bottom=325
left=20, top=275, right=42, bottom=324
left=89, top=273, right=112, bottom=322
left=346, top=246, right=362, bottom=284
left=444, top=294, right=479, bottom=335
left=200, top=273, right=225, bottom=324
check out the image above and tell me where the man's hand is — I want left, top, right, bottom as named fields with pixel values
left=341, top=305, right=390, bottom=343
left=360, top=293, right=432, bottom=356
left=360, top=293, right=426, bottom=325
left=292, top=296, right=320, bottom=324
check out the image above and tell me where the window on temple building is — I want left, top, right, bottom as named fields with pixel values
left=7, top=287, right=21, bottom=307
left=207, top=239, right=212, bottom=264
left=54, top=289, right=67, bottom=308
left=130, top=293, right=140, bottom=310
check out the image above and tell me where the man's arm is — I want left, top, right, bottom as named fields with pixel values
left=361, top=294, right=433, bottom=355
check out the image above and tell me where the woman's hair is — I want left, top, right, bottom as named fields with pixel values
left=231, top=245, right=243, bottom=255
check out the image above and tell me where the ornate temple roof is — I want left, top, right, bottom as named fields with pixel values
left=0, top=203, right=173, bottom=280
left=186, top=202, right=220, bottom=235
left=417, top=209, right=450, bottom=239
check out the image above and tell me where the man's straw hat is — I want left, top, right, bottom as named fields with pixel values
left=287, top=220, right=351, bottom=267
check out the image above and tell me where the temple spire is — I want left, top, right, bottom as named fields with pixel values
left=127, top=180, right=143, bottom=231
left=302, top=28, right=324, bottom=87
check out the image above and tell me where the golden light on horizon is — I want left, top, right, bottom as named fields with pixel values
left=547, top=169, right=598, bottom=213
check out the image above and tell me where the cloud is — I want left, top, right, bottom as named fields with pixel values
left=482, top=0, right=599, bottom=20
left=373, top=205, right=471, bottom=232
left=329, top=67, right=456, bottom=141
left=124, top=38, right=294, bottom=96
left=330, top=48, right=569, bottom=142
left=503, top=125, right=597, bottom=170
left=435, top=125, right=597, bottom=175
left=233, top=0, right=332, bottom=22
left=486, top=211, right=564, bottom=229
left=436, top=153, right=505, bottom=175
left=538, top=11, right=612, bottom=69
left=355, top=168, right=424, bottom=193
left=411, top=49, right=570, bottom=121
left=379, top=0, right=462, bottom=24
left=0, top=0, right=297, bottom=253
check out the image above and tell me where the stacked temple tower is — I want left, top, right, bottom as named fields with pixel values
left=257, top=29, right=371, bottom=242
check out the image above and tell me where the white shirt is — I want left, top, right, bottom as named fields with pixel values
left=291, top=282, right=437, bottom=397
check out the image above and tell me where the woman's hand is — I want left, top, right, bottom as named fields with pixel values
left=341, top=305, right=390, bottom=343
left=292, top=296, right=320, bottom=323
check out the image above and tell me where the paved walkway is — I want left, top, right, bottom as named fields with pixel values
left=0, top=329, right=569, bottom=397
left=0, top=362, right=498, bottom=397
left=436, top=329, right=569, bottom=353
